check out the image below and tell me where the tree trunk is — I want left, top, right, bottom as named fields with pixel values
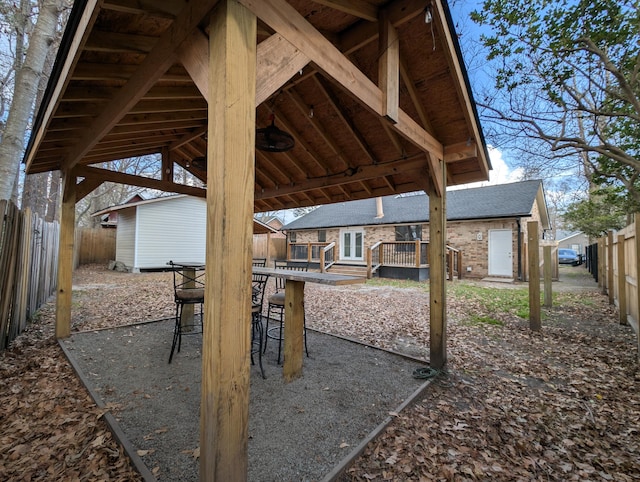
left=0, top=0, right=65, bottom=200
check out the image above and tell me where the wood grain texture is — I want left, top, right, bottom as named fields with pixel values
left=200, top=2, right=256, bottom=480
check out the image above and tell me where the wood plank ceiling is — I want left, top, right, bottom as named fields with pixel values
left=23, top=0, right=490, bottom=212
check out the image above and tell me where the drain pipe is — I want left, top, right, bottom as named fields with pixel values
left=516, top=218, right=522, bottom=281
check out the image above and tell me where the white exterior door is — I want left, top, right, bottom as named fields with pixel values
left=488, top=229, right=513, bottom=277
left=340, top=229, right=364, bottom=261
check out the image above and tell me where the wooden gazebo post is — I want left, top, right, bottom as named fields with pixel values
left=426, top=160, right=447, bottom=369
left=55, top=170, right=76, bottom=339
left=200, top=1, right=256, bottom=480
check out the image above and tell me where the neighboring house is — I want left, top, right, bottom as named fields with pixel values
left=556, top=230, right=590, bottom=257
left=93, top=195, right=277, bottom=271
left=282, top=180, right=551, bottom=280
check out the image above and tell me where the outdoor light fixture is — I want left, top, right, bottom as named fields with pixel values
left=256, top=114, right=295, bottom=152
left=191, top=156, right=207, bottom=171
left=424, top=5, right=432, bottom=24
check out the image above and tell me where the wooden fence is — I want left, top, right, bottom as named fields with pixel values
left=252, top=234, right=286, bottom=266
left=74, top=227, right=116, bottom=268
left=599, top=219, right=640, bottom=358
left=0, top=200, right=59, bottom=350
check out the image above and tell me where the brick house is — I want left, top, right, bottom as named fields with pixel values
left=282, top=180, right=550, bottom=280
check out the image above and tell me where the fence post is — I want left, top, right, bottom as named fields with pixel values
left=366, top=248, right=372, bottom=279
left=599, top=238, right=606, bottom=294
left=543, top=245, right=552, bottom=308
left=607, top=231, right=615, bottom=305
left=320, top=248, right=325, bottom=273
left=528, top=221, right=541, bottom=331
left=635, top=216, right=640, bottom=359
left=617, top=233, right=627, bottom=326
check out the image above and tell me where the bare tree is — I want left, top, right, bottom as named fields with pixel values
left=472, top=0, right=640, bottom=204
left=0, top=0, right=70, bottom=201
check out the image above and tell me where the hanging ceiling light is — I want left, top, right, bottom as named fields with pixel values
left=256, top=114, right=294, bottom=152
left=190, top=156, right=207, bottom=171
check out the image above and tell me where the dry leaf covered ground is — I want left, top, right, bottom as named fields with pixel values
left=1, top=264, right=639, bottom=481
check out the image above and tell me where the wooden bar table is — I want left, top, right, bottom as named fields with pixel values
left=253, top=267, right=365, bottom=381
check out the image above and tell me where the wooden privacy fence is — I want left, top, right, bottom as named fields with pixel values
left=74, top=227, right=116, bottom=268
left=599, top=219, right=640, bottom=358
left=252, top=234, right=286, bottom=266
left=0, top=200, right=59, bottom=350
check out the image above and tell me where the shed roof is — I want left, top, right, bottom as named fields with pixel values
left=284, top=180, right=549, bottom=229
left=23, top=0, right=490, bottom=209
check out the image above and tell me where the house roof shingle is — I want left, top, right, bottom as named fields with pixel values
left=283, top=180, right=546, bottom=230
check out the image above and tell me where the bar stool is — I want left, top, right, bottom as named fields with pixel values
left=168, top=261, right=205, bottom=363
left=264, top=260, right=309, bottom=364
left=251, top=273, right=270, bottom=378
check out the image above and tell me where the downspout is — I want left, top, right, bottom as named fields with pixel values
left=516, top=218, right=522, bottom=281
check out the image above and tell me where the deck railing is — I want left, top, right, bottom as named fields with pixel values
left=288, top=240, right=462, bottom=280
left=288, top=242, right=330, bottom=263
left=319, top=242, right=336, bottom=273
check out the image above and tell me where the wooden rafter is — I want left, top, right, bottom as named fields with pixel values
left=238, top=0, right=445, bottom=195
left=73, top=165, right=206, bottom=197
left=59, top=1, right=220, bottom=172
left=310, top=0, right=378, bottom=21
left=256, top=154, right=427, bottom=200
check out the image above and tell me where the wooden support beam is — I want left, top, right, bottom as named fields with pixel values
left=180, top=29, right=309, bottom=107
left=73, top=165, right=206, bottom=198
left=617, top=233, right=627, bottom=326
left=75, top=177, right=103, bottom=202
left=283, top=279, right=305, bottom=381
left=425, top=159, right=447, bottom=369
left=200, top=2, right=256, bottom=480
left=60, top=1, right=220, bottom=171
left=55, top=171, right=76, bottom=339
left=378, top=12, right=399, bottom=123
left=528, top=221, right=541, bottom=331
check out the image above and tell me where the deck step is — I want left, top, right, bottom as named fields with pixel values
left=326, top=264, right=368, bottom=277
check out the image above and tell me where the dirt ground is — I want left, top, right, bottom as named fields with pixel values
left=1, top=264, right=639, bottom=481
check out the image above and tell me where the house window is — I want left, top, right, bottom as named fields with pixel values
left=289, top=232, right=297, bottom=243
left=395, top=225, right=422, bottom=241
left=318, top=230, right=326, bottom=242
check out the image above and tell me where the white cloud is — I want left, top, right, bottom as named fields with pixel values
left=449, top=146, right=523, bottom=191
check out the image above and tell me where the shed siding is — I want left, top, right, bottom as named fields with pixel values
left=115, top=208, right=136, bottom=268
left=135, top=196, right=206, bottom=269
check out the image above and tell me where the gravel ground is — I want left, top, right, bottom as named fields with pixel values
left=62, top=318, right=429, bottom=481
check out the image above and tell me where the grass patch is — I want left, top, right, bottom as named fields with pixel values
left=449, top=283, right=535, bottom=320
left=469, top=314, right=504, bottom=326
left=366, top=277, right=429, bottom=291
